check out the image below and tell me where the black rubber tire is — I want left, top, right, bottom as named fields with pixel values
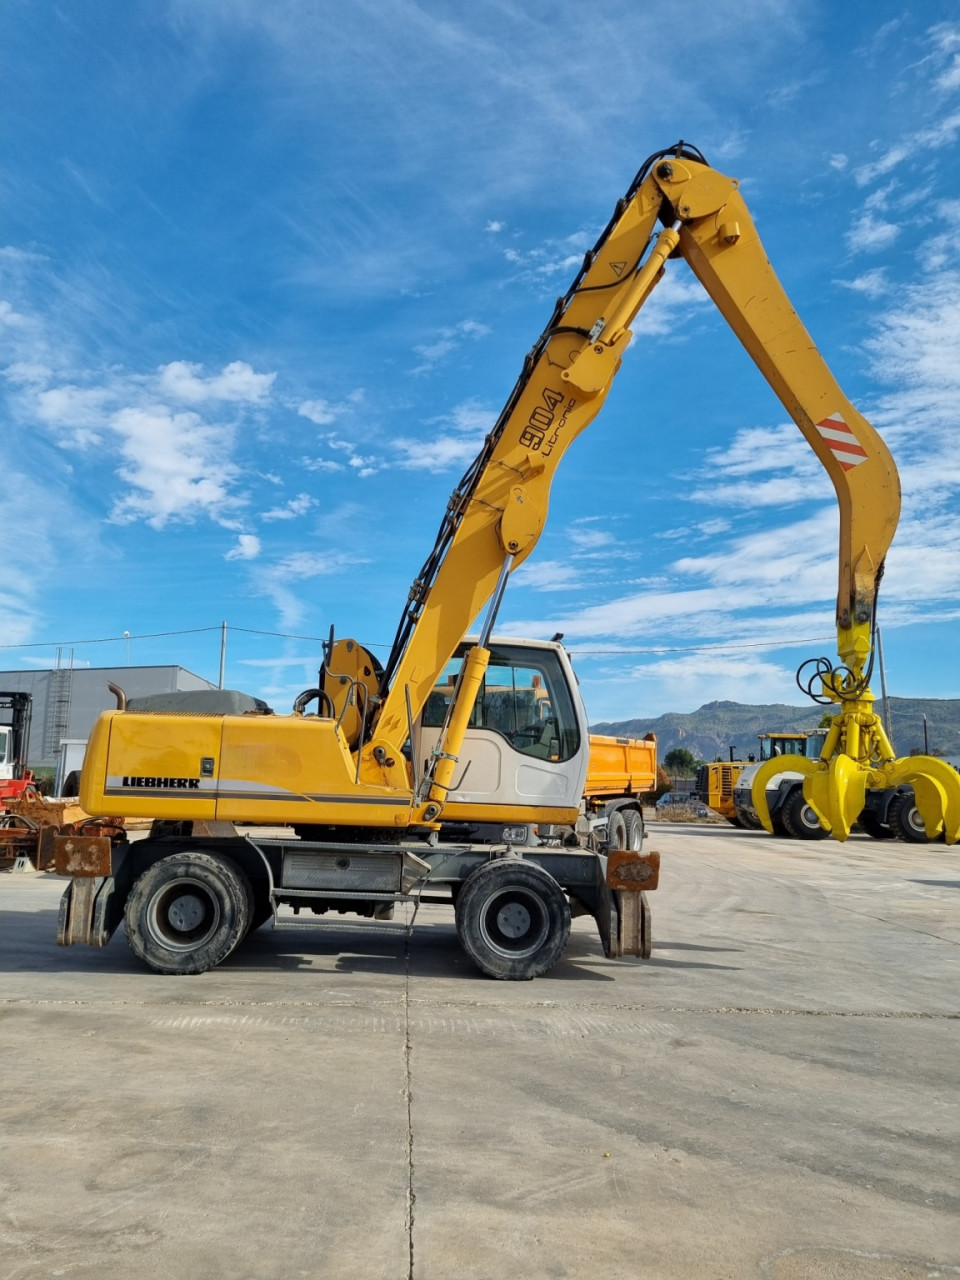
left=858, top=808, right=892, bottom=840
left=727, top=813, right=744, bottom=829
left=780, top=788, right=829, bottom=840
left=736, top=807, right=763, bottom=830
left=622, top=808, right=644, bottom=851
left=887, top=792, right=930, bottom=843
left=246, top=890, right=275, bottom=933
left=124, top=851, right=253, bottom=974
left=605, top=809, right=627, bottom=852
left=455, top=860, right=571, bottom=980
left=61, top=771, right=81, bottom=798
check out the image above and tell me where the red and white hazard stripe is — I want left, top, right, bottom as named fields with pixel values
left=815, top=413, right=868, bottom=471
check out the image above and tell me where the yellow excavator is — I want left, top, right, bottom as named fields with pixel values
left=59, top=142, right=958, bottom=979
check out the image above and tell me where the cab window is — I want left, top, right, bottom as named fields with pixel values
left=422, top=643, right=580, bottom=762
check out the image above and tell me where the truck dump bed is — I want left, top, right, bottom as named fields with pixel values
left=585, top=735, right=657, bottom=799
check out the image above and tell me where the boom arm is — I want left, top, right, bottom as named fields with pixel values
left=363, top=144, right=958, bottom=844
left=367, top=146, right=898, bottom=748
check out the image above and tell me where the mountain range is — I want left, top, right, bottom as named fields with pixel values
left=591, top=697, right=960, bottom=764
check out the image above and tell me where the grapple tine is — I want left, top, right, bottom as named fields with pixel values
left=823, top=754, right=869, bottom=843
left=887, top=756, right=960, bottom=844
left=750, top=755, right=817, bottom=835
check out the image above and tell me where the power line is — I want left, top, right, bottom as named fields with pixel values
left=0, top=624, right=836, bottom=659
left=0, top=626, right=223, bottom=650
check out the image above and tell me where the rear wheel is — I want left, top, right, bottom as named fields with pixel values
left=605, top=809, right=627, bottom=852
left=888, top=792, right=930, bottom=843
left=622, top=808, right=644, bottom=851
left=455, top=860, right=571, bottom=980
left=858, top=808, right=892, bottom=840
left=780, top=788, right=828, bottom=840
left=246, top=888, right=275, bottom=933
left=124, top=851, right=252, bottom=974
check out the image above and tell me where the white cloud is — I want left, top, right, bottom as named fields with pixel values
left=569, top=527, right=614, bottom=550
left=835, top=268, right=888, bottom=298
left=225, top=533, right=262, bottom=560
left=412, top=319, right=491, bottom=373
left=696, top=518, right=731, bottom=536
left=34, top=384, right=112, bottom=444
left=301, top=456, right=346, bottom=473
left=691, top=476, right=830, bottom=509
left=4, top=361, right=53, bottom=386
left=393, top=399, right=493, bottom=472
left=628, top=268, right=711, bottom=338
left=698, top=422, right=823, bottom=481
left=108, top=406, right=242, bottom=529
left=485, top=220, right=505, bottom=233
left=273, top=550, right=367, bottom=580
left=854, top=147, right=910, bottom=189
left=157, top=360, right=275, bottom=404
left=261, top=492, right=315, bottom=521
left=298, top=398, right=341, bottom=425
left=614, top=651, right=798, bottom=712
left=512, top=559, right=582, bottom=592
left=846, top=213, right=899, bottom=254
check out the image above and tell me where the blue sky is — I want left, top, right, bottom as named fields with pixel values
left=2, top=1, right=959, bottom=722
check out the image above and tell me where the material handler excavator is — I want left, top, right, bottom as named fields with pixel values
left=59, top=143, right=959, bottom=979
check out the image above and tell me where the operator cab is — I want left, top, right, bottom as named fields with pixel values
left=413, top=638, right=589, bottom=819
left=758, top=732, right=827, bottom=762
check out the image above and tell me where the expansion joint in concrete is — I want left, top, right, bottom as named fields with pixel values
left=403, top=902, right=416, bottom=1279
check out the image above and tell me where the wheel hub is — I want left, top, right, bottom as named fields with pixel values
left=146, top=876, right=221, bottom=951
left=496, top=901, right=532, bottom=939
left=168, top=892, right=207, bottom=933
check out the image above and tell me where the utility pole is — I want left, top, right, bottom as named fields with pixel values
left=875, top=625, right=893, bottom=747
left=218, top=622, right=227, bottom=690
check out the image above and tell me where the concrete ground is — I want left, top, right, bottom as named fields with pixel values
left=0, top=823, right=958, bottom=1280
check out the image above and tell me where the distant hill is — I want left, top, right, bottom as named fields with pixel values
left=591, top=697, right=960, bottom=763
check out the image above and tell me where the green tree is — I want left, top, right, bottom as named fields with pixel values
left=663, top=747, right=699, bottom=776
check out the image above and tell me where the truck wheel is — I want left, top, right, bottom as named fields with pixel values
left=455, top=860, right=571, bottom=980
left=605, top=809, right=627, bottom=852
left=623, top=808, right=644, bottom=850
left=888, top=793, right=930, bottom=843
left=124, top=851, right=252, bottom=974
left=858, top=808, right=892, bottom=840
left=780, top=789, right=828, bottom=840
left=247, top=890, right=275, bottom=933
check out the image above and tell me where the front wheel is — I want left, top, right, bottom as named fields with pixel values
left=888, top=792, right=931, bottom=843
left=124, top=851, right=252, bottom=974
left=455, top=860, right=571, bottom=980
left=780, top=788, right=829, bottom=840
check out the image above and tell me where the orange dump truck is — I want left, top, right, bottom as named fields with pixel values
left=577, top=733, right=658, bottom=852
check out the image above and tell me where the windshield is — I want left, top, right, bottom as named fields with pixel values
left=759, top=733, right=826, bottom=761
left=422, top=643, right=580, bottom=762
